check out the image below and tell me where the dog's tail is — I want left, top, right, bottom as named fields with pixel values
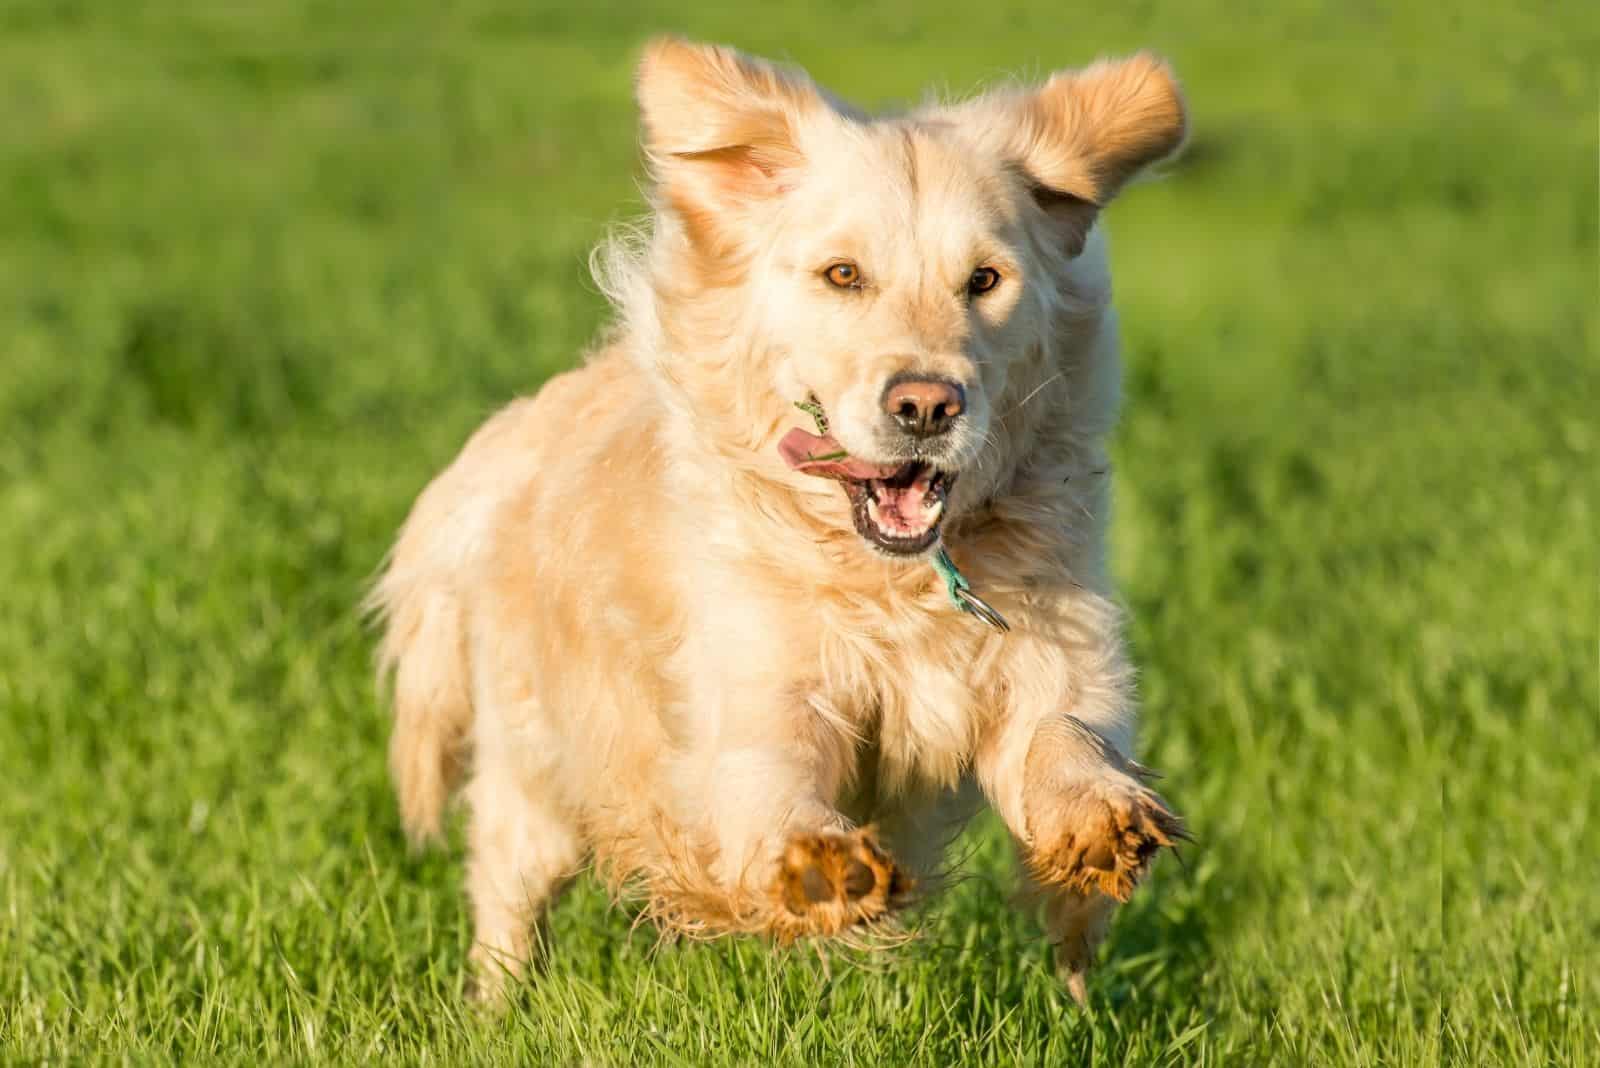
left=365, top=512, right=474, bottom=846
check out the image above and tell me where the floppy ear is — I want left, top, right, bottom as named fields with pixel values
left=981, top=53, right=1187, bottom=255
left=635, top=37, right=823, bottom=255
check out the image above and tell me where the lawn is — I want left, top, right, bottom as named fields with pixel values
left=1, top=2, right=1595, bottom=1064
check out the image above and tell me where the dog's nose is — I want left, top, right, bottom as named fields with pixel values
left=882, top=376, right=965, bottom=438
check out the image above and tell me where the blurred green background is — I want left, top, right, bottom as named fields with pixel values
left=1, top=2, right=1594, bottom=1063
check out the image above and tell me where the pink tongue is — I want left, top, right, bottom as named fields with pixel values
left=873, top=468, right=938, bottom=517
left=778, top=428, right=904, bottom=481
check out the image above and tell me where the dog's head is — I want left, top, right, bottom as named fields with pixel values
left=625, top=38, right=1185, bottom=557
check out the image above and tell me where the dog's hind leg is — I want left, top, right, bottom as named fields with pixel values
left=1031, top=879, right=1117, bottom=1006
left=869, top=779, right=984, bottom=894
left=463, top=732, right=585, bottom=1002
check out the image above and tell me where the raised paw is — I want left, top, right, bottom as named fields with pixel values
left=771, top=827, right=909, bottom=938
left=1026, top=774, right=1188, bottom=902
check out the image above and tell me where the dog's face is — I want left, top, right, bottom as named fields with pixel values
left=636, top=40, right=1185, bottom=556
left=758, top=126, right=1028, bottom=555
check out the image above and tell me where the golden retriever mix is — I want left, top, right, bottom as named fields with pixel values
left=371, top=37, right=1188, bottom=1004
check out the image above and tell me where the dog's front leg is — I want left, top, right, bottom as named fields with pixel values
left=973, top=601, right=1185, bottom=1002
left=671, top=645, right=908, bottom=939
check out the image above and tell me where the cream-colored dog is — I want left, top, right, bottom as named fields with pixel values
left=371, top=37, right=1188, bottom=1004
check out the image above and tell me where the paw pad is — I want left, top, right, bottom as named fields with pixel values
left=1029, top=781, right=1187, bottom=902
left=774, top=828, right=908, bottom=936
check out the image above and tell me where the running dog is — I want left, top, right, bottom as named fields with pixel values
left=370, top=37, right=1188, bottom=1004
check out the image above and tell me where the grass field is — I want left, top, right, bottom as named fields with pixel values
left=1, top=2, right=1596, bottom=1063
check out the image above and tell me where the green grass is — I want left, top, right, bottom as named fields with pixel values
left=1, top=2, right=1595, bottom=1063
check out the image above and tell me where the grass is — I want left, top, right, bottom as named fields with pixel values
left=0, top=1, right=1595, bottom=1063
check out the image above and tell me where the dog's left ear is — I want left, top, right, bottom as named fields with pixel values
left=971, top=54, right=1187, bottom=256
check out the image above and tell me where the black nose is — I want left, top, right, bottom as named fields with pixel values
left=882, top=375, right=965, bottom=438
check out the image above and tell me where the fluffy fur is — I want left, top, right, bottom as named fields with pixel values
left=369, top=37, right=1189, bottom=1004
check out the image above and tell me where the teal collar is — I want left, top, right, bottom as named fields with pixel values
left=931, top=546, right=1010, bottom=633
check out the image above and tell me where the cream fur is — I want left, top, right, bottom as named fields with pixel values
left=370, top=37, right=1189, bottom=1003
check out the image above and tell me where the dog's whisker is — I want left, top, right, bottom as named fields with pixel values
left=1000, top=371, right=1064, bottom=418
left=969, top=430, right=1004, bottom=477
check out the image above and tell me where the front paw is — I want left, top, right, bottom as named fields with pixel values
left=1025, top=771, right=1187, bottom=901
left=771, top=827, right=911, bottom=938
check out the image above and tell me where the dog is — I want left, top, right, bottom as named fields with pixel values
left=369, top=36, right=1188, bottom=1005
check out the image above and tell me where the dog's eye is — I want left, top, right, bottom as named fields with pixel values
left=968, top=267, right=1001, bottom=296
left=823, top=262, right=862, bottom=288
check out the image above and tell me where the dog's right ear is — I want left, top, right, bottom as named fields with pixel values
left=636, top=37, right=822, bottom=253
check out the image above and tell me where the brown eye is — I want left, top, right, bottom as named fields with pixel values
left=824, top=262, right=861, bottom=288
left=968, top=266, right=1001, bottom=295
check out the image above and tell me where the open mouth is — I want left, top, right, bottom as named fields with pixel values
left=778, top=423, right=955, bottom=556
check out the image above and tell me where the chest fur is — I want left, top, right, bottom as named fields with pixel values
left=812, top=603, right=1006, bottom=797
